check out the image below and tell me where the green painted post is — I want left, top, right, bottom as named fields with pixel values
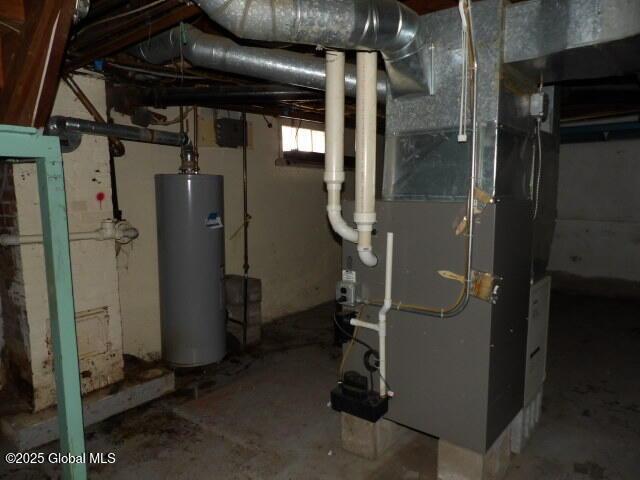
left=1, top=126, right=87, bottom=479
left=36, top=148, right=87, bottom=480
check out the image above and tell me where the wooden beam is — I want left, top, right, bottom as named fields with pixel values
left=65, top=3, right=200, bottom=72
left=71, top=0, right=186, bottom=51
left=0, top=0, right=76, bottom=127
left=0, top=0, right=26, bottom=24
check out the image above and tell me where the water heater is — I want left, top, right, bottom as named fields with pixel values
left=155, top=174, right=226, bottom=367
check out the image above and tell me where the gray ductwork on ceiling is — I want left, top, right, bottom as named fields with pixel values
left=133, top=0, right=430, bottom=99
left=132, top=24, right=388, bottom=100
left=193, top=0, right=428, bottom=95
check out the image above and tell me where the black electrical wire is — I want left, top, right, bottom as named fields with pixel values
left=333, top=313, right=375, bottom=352
left=363, top=349, right=379, bottom=372
left=333, top=313, right=392, bottom=392
left=378, top=370, right=392, bottom=392
left=364, top=351, right=377, bottom=393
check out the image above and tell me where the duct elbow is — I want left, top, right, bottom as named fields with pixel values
left=383, top=35, right=431, bottom=96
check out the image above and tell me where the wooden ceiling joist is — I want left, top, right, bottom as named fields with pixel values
left=65, top=1, right=200, bottom=73
left=0, top=0, right=76, bottom=127
left=0, top=0, right=26, bottom=24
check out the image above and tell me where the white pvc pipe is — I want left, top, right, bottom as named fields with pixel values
left=0, top=220, right=139, bottom=246
left=378, top=232, right=393, bottom=397
left=325, top=50, right=358, bottom=243
left=354, top=51, right=378, bottom=267
left=350, top=231, right=394, bottom=398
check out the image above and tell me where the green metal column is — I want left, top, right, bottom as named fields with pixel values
left=0, top=126, right=87, bottom=480
left=36, top=152, right=87, bottom=480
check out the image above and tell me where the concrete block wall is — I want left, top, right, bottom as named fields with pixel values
left=548, top=139, right=640, bottom=296
left=114, top=109, right=352, bottom=360
left=0, top=77, right=125, bottom=410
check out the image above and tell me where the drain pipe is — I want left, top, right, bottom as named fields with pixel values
left=325, top=51, right=358, bottom=244
left=354, top=51, right=379, bottom=267
left=351, top=232, right=394, bottom=397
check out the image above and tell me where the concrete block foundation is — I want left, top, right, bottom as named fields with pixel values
left=340, top=413, right=413, bottom=460
left=438, top=425, right=511, bottom=480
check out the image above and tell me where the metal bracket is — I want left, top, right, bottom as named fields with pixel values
left=438, top=269, right=502, bottom=304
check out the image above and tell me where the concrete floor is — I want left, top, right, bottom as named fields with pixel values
left=1, top=293, right=639, bottom=479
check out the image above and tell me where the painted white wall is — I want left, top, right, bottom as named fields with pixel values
left=115, top=110, right=354, bottom=359
left=548, top=139, right=640, bottom=283
left=11, top=77, right=124, bottom=410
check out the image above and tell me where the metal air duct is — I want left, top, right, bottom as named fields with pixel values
left=132, top=24, right=388, bottom=100
left=504, top=0, right=640, bottom=82
left=194, top=0, right=429, bottom=95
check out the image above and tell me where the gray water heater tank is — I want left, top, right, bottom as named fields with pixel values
left=155, top=174, right=226, bottom=367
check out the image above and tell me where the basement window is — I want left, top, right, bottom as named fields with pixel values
left=282, top=125, right=326, bottom=154
left=278, top=123, right=354, bottom=169
left=278, top=125, right=326, bottom=167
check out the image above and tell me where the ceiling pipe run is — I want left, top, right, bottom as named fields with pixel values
left=135, top=85, right=323, bottom=106
left=132, top=24, right=388, bottom=100
left=47, top=116, right=188, bottom=147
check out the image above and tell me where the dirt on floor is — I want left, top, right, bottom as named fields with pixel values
left=1, top=294, right=639, bottom=480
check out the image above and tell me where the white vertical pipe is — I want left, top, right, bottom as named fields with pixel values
left=349, top=231, right=394, bottom=397
left=378, top=232, right=394, bottom=397
left=325, top=50, right=358, bottom=243
left=354, top=51, right=378, bottom=267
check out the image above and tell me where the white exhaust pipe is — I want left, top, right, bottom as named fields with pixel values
left=354, top=51, right=379, bottom=267
left=325, top=51, right=358, bottom=244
